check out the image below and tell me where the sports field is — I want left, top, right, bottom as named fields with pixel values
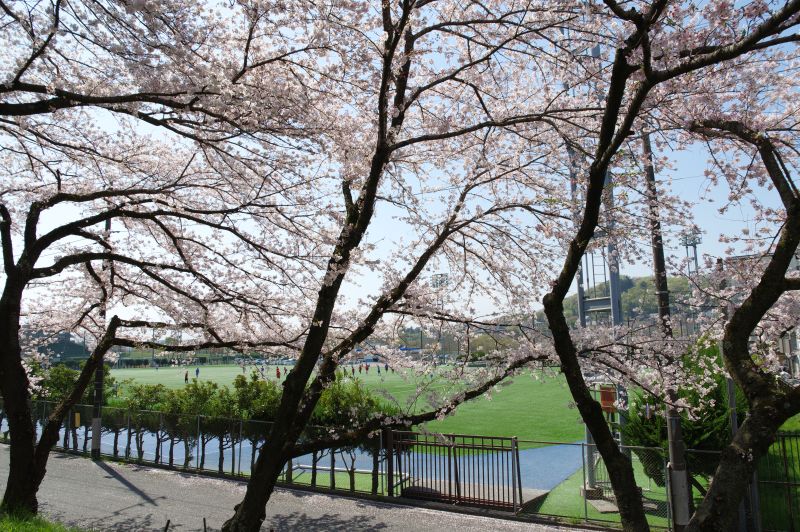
left=111, top=364, right=585, bottom=443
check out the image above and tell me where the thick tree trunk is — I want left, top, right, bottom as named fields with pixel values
left=0, top=288, right=118, bottom=515
left=687, top=404, right=782, bottom=531
left=222, top=439, right=287, bottom=531
left=684, top=121, right=800, bottom=528
left=0, top=392, right=40, bottom=514
left=0, top=281, right=40, bottom=514
left=544, top=296, right=651, bottom=531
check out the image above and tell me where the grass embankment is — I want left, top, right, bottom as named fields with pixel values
left=111, top=365, right=584, bottom=443
left=0, top=514, right=83, bottom=532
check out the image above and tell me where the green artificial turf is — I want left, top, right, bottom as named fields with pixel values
left=111, top=365, right=584, bottom=443
left=529, top=459, right=671, bottom=529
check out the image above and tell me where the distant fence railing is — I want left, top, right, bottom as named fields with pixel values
left=0, top=400, right=798, bottom=531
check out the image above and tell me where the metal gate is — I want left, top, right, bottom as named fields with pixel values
left=386, top=431, right=523, bottom=511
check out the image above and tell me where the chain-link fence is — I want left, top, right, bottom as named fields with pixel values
left=758, top=432, right=800, bottom=531
left=513, top=440, right=671, bottom=530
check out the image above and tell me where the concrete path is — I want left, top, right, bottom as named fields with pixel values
left=0, top=446, right=598, bottom=531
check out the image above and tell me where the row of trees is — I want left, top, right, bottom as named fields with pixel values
left=1, top=1, right=799, bottom=530
left=9, top=367, right=393, bottom=488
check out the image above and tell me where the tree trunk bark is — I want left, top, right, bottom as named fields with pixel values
left=0, top=308, right=118, bottom=515
left=684, top=120, right=800, bottom=528
left=113, top=430, right=120, bottom=458
left=348, top=460, right=356, bottom=493
left=687, top=404, right=781, bottom=531
left=218, top=436, right=224, bottom=473
left=136, top=432, right=144, bottom=461
left=372, top=450, right=379, bottom=495
left=154, top=429, right=161, bottom=464
left=544, top=293, right=651, bottom=532
left=183, top=439, right=191, bottom=468
left=311, top=450, right=318, bottom=487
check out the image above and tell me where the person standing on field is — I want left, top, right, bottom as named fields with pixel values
left=184, top=370, right=189, bottom=384
left=195, top=367, right=200, bottom=379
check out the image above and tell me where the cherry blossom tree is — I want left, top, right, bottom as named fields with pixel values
left=2, top=1, right=799, bottom=531
left=0, top=0, right=339, bottom=514
left=534, top=0, right=800, bottom=529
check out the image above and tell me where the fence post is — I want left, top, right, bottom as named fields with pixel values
left=157, top=412, right=163, bottom=464
left=125, top=410, right=131, bottom=458
left=515, top=438, right=523, bottom=510
left=330, top=449, right=336, bottom=489
left=582, top=441, right=588, bottom=523
left=63, top=406, right=69, bottom=449
left=238, top=420, right=243, bottom=476
left=665, top=451, right=673, bottom=531
left=447, top=437, right=452, bottom=503
left=196, top=415, right=201, bottom=470
left=386, top=429, right=394, bottom=497
left=511, top=437, right=518, bottom=513
left=585, top=426, right=596, bottom=489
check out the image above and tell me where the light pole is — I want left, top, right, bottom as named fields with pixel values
left=679, top=228, right=702, bottom=275
left=643, top=133, right=691, bottom=530
left=431, top=273, right=449, bottom=364
left=91, top=218, right=111, bottom=460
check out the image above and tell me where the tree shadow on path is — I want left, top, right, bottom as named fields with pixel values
left=265, top=511, right=388, bottom=531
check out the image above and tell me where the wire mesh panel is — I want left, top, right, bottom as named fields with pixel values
left=586, top=444, right=671, bottom=529
left=759, top=432, right=800, bottom=532
left=388, top=431, right=522, bottom=511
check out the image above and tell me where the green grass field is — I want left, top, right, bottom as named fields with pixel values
left=111, top=365, right=584, bottom=443
left=110, top=363, right=800, bottom=442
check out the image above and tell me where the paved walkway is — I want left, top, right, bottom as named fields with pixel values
left=0, top=446, right=597, bottom=531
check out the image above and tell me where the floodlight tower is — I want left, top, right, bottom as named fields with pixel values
left=679, top=228, right=702, bottom=275
left=431, top=273, right=449, bottom=362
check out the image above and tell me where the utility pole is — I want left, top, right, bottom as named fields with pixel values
left=642, top=133, right=691, bottom=530
left=91, top=218, right=111, bottom=460
left=716, top=258, right=761, bottom=532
